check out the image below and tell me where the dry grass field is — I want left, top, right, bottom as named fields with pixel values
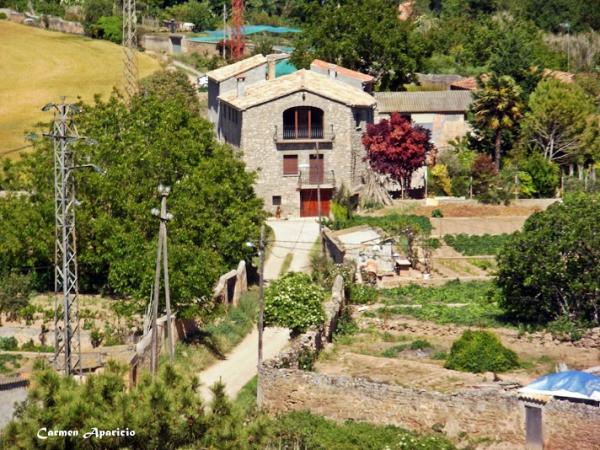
left=0, top=20, right=160, bottom=158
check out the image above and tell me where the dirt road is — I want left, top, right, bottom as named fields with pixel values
left=198, top=326, right=288, bottom=401
left=264, top=218, right=320, bottom=280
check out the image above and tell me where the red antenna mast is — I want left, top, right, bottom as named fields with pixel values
left=231, top=0, right=245, bottom=60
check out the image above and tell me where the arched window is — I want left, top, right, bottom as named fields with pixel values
left=282, top=106, right=324, bottom=139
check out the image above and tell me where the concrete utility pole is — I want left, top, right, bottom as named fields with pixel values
left=257, top=224, right=266, bottom=365
left=150, top=185, right=174, bottom=376
left=123, top=0, right=138, bottom=99
left=44, top=99, right=102, bottom=376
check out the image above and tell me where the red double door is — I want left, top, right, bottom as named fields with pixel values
left=300, top=189, right=332, bottom=217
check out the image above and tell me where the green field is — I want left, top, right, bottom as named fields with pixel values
left=0, top=20, right=160, bottom=158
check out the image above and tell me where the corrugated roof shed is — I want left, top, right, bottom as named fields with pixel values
left=375, top=91, right=473, bottom=113
left=220, top=69, right=376, bottom=111
left=207, top=54, right=267, bottom=82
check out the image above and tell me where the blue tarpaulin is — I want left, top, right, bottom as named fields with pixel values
left=520, top=371, right=600, bottom=401
left=189, top=25, right=301, bottom=43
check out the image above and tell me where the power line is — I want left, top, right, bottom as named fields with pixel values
left=0, top=144, right=33, bottom=158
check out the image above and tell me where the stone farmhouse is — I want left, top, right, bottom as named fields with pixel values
left=208, top=56, right=376, bottom=217
left=207, top=56, right=473, bottom=217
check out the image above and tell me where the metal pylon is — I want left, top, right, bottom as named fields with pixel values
left=45, top=100, right=82, bottom=376
left=123, top=0, right=138, bottom=99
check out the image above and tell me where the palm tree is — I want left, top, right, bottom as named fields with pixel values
left=470, top=74, right=524, bottom=171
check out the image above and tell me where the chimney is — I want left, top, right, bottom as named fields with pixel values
left=236, top=76, right=246, bottom=97
left=267, top=56, right=276, bottom=80
left=328, top=64, right=337, bottom=79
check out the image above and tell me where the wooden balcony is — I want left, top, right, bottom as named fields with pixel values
left=273, top=124, right=335, bottom=144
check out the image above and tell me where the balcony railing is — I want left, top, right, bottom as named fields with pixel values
left=283, top=127, right=323, bottom=139
left=274, top=124, right=335, bottom=143
left=298, top=169, right=335, bottom=190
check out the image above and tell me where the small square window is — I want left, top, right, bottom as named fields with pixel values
left=272, top=196, right=282, bottom=206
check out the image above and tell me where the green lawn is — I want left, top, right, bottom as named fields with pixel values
left=0, top=20, right=159, bottom=158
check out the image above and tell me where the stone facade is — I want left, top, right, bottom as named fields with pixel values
left=221, top=90, right=373, bottom=216
left=376, top=111, right=470, bottom=152
left=208, top=62, right=267, bottom=127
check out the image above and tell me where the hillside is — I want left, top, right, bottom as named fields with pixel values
left=0, top=20, right=160, bottom=158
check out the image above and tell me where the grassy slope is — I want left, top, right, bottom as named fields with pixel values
left=0, top=21, right=160, bottom=157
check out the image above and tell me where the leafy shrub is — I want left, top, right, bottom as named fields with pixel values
left=89, top=15, right=122, bottom=43
left=546, top=316, right=586, bottom=342
left=0, top=336, right=18, bottom=351
left=90, top=328, right=103, bottom=348
left=311, top=255, right=355, bottom=290
left=334, top=307, right=359, bottom=338
left=265, top=273, right=326, bottom=335
left=497, top=193, right=600, bottom=325
left=410, top=339, right=432, bottom=350
left=267, top=411, right=456, bottom=450
left=381, top=344, right=407, bottom=357
left=348, top=283, right=378, bottom=304
left=0, top=12, right=7, bottom=19
left=445, top=330, right=519, bottom=373
left=521, top=153, right=560, bottom=197
left=0, top=272, right=32, bottom=321
left=430, top=164, right=453, bottom=196
left=431, top=208, right=443, bottom=218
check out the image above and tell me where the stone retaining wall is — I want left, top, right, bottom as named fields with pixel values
left=258, top=367, right=526, bottom=446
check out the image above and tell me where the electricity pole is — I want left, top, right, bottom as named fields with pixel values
left=222, top=4, right=227, bottom=59
left=316, top=141, right=323, bottom=256
left=257, top=224, right=265, bottom=365
left=123, top=0, right=138, bottom=99
left=150, top=185, right=174, bottom=376
left=44, top=100, right=102, bottom=376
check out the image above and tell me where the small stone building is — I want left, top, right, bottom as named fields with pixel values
left=375, top=90, right=473, bottom=151
left=208, top=59, right=377, bottom=217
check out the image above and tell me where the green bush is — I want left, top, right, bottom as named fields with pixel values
left=431, top=208, right=443, bottom=218
left=334, top=307, right=359, bottom=338
left=520, top=153, right=560, bottom=198
left=267, top=411, right=456, bottom=450
left=0, top=12, right=7, bottom=19
left=410, top=339, right=432, bottom=350
left=0, top=336, right=18, bottom=351
left=348, top=283, right=378, bottom=304
left=264, top=273, right=326, bottom=335
left=497, top=193, right=600, bottom=325
left=546, top=315, right=586, bottom=342
left=445, top=330, right=519, bottom=373
left=311, top=255, right=355, bottom=291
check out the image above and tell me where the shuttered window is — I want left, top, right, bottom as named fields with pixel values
left=283, top=155, right=298, bottom=175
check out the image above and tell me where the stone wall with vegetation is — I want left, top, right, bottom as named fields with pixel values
left=258, top=368, right=526, bottom=445
left=258, top=366, right=600, bottom=448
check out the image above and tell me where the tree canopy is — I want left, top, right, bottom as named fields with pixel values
left=520, top=78, right=600, bottom=165
left=290, top=0, right=426, bottom=90
left=362, top=113, right=433, bottom=198
left=0, top=71, right=265, bottom=317
left=496, top=193, right=600, bottom=325
left=469, top=74, right=524, bottom=170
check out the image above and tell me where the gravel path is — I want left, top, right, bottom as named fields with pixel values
left=198, top=327, right=288, bottom=402
left=263, top=218, right=320, bottom=281
left=196, top=220, right=319, bottom=401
